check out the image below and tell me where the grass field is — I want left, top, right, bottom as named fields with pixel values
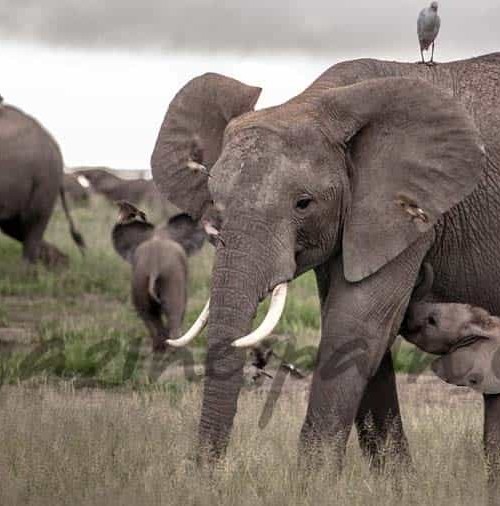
left=0, top=196, right=486, bottom=505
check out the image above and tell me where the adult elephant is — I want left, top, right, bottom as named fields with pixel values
left=0, top=104, right=85, bottom=265
left=151, top=54, right=500, bottom=484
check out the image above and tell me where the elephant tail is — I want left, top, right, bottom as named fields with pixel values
left=59, top=186, right=86, bottom=255
left=148, top=273, right=161, bottom=305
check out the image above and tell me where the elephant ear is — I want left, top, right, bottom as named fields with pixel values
left=166, top=212, right=206, bottom=256
left=111, top=221, right=155, bottom=263
left=317, top=77, right=485, bottom=282
left=151, top=73, right=262, bottom=220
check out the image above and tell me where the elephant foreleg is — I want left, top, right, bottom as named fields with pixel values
left=355, top=351, right=411, bottom=470
left=484, top=394, right=500, bottom=505
left=300, top=233, right=432, bottom=472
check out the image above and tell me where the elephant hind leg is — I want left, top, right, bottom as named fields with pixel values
left=0, top=216, right=59, bottom=266
left=0, top=215, right=25, bottom=243
left=355, top=351, right=411, bottom=471
left=21, top=211, right=52, bottom=264
left=160, top=274, right=187, bottom=342
left=140, top=304, right=169, bottom=353
left=483, top=394, right=500, bottom=506
left=132, top=280, right=169, bottom=353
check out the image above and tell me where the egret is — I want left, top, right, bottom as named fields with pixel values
left=418, top=1, right=441, bottom=65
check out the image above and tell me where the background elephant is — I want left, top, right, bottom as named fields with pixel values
left=112, top=201, right=205, bottom=352
left=151, top=53, right=500, bottom=486
left=74, top=167, right=164, bottom=210
left=0, top=104, right=85, bottom=265
left=72, top=167, right=121, bottom=193
left=63, top=173, right=91, bottom=207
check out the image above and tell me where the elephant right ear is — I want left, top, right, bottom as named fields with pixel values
left=167, top=212, right=206, bottom=256
left=151, top=73, right=262, bottom=220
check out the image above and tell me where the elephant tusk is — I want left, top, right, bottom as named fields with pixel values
left=187, top=160, right=212, bottom=178
left=76, top=175, right=91, bottom=188
left=166, top=299, right=210, bottom=347
left=232, top=283, right=288, bottom=348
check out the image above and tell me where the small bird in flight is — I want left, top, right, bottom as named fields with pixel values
left=417, top=1, right=441, bottom=65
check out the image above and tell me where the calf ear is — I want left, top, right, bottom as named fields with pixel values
left=111, top=222, right=155, bottom=263
left=151, top=73, right=262, bottom=220
left=167, top=213, right=205, bottom=255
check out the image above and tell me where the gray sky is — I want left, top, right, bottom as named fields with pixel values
left=0, top=1, right=498, bottom=170
left=1, top=0, right=499, bottom=55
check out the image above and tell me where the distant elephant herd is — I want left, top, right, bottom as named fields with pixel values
left=2, top=52, right=500, bottom=497
left=64, top=167, right=165, bottom=211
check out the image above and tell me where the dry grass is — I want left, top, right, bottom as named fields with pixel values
left=0, top=196, right=488, bottom=505
left=0, top=379, right=486, bottom=506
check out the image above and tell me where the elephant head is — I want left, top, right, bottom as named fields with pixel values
left=151, top=72, right=485, bottom=457
left=112, top=201, right=206, bottom=262
left=405, top=301, right=500, bottom=394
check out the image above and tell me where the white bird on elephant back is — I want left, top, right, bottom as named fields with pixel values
left=418, top=1, right=441, bottom=65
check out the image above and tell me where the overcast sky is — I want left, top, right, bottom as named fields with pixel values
left=1, top=0, right=499, bottom=55
left=0, top=1, right=498, bottom=170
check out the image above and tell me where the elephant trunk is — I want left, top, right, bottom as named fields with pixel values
left=198, top=226, right=295, bottom=459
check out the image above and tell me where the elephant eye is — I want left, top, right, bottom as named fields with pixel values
left=296, top=196, right=313, bottom=211
left=428, top=315, right=437, bottom=326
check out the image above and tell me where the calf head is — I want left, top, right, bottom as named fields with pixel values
left=404, top=302, right=500, bottom=393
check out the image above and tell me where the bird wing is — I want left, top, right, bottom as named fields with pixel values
left=417, top=9, right=426, bottom=35
left=433, top=15, right=441, bottom=37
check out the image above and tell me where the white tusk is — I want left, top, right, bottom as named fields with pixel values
left=203, top=220, right=220, bottom=237
left=166, top=299, right=210, bottom=347
left=187, top=160, right=210, bottom=176
left=232, top=283, right=288, bottom=348
left=187, top=160, right=206, bottom=171
left=76, top=175, right=91, bottom=188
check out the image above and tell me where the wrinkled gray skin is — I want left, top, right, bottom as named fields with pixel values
left=405, top=302, right=500, bottom=394
left=63, top=173, right=91, bottom=207
left=151, top=54, right=500, bottom=489
left=75, top=167, right=162, bottom=208
left=0, top=104, right=85, bottom=266
left=112, top=202, right=205, bottom=352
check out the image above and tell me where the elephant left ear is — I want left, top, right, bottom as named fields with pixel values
left=316, top=77, right=486, bottom=282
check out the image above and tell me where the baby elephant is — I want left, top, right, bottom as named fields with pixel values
left=404, top=302, right=500, bottom=394
left=112, top=201, right=205, bottom=352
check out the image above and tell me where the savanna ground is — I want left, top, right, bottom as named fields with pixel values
left=0, top=196, right=488, bottom=505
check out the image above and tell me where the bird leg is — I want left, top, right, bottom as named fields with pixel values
left=428, top=42, right=436, bottom=66
left=418, top=48, right=426, bottom=64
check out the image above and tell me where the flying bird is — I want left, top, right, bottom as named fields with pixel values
left=417, top=1, right=441, bottom=65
